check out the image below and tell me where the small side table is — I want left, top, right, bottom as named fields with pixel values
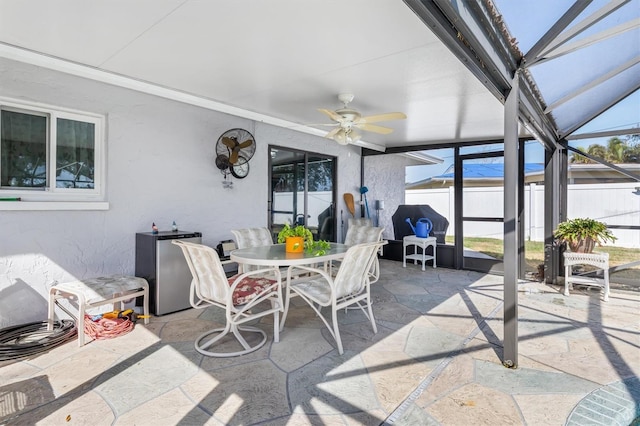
left=563, top=251, right=609, bottom=301
left=403, top=235, right=437, bottom=271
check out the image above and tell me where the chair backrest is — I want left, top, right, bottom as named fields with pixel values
left=344, top=226, right=384, bottom=245
left=230, top=227, right=274, bottom=249
left=172, top=240, right=229, bottom=305
left=348, top=218, right=372, bottom=227
left=333, top=241, right=384, bottom=298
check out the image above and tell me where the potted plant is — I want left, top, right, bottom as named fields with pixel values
left=277, top=223, right=331, bottom=255
left=277, top=223, right=314, bottom=253
left=553, top=217, right=617, bottom=253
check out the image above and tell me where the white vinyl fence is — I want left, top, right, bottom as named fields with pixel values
left=406, top=182, right=640, bottom=248
left=272, top=191, right=332, bottom=227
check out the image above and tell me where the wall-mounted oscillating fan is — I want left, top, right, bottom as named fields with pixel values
left=216, top=128, right=256, bottom=164
left=317, top=94, right=406, bottom=145
left=215, top=128, right=256, bottom=179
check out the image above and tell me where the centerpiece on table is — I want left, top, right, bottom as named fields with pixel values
left=277, top=223, right=331, bottom=255
left=553, top=217, right=617, bottom=253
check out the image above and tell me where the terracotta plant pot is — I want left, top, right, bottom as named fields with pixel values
left=569, top=237, right=596, bottom=253
left=285, top=236, right=304, bottom=253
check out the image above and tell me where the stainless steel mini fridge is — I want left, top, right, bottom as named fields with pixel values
left=135, top=231, right=202, bottom=315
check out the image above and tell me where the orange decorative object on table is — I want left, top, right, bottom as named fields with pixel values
left=285, top=236, right=304, bottom=253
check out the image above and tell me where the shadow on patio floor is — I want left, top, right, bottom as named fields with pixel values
left=1, top=259, right=639, bottom=425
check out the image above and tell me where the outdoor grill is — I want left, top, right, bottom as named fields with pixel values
left=391, top=204, right=449, bottom=244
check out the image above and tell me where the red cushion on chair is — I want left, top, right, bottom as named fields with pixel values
left=227, top=275, right=276, bottom=305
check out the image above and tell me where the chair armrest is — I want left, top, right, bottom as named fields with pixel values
left=286, top=264, right=332, bottom=283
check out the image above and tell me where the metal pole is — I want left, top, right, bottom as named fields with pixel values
left=503, top=70, right=520, bottom=368
left=544, top=145, right=564, bottom=284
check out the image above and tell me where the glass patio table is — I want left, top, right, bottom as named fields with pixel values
left=230, top=243, right=349, bottom=269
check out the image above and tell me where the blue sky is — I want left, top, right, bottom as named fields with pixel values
left=405, top=92, right=639, bottom=184
left=405, top=1, right=639, bottom=184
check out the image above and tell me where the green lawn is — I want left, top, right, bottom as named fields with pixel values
left=445, top=236, right=639, bottom=281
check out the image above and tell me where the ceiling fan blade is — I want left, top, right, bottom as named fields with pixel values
left=222, top=137, right=236, bottom=149
left=318, top=108, right=344, bottom=123
left=307, top=122, right=339, bottom=127
left=229, top=149, right=239, bottom=164
left=356, top=112, right=406, bottom=124
left=325, top=127, right=341, bottom=139
left=356, top=123, right=395, bottom=134
left=239, top=139, right=253, bottom=149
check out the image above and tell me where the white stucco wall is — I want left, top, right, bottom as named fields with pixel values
left=0, top=58, right=361, bottom=327
left=363, top=154, right=420, bottom=240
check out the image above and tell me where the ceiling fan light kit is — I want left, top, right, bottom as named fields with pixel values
left=318, top=94, right=406, bottom=145
left=332, top=128, right=361, bottom=145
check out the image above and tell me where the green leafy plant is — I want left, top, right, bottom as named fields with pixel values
left=277, top=223, right=313, bottom=245
left=277, top=223, right=330, bottom=255
left=553, top=217, right=617, bottom=253
left=307, top=240, right=331, bottom=256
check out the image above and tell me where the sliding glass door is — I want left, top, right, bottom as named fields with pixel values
left=269, top=146, right=336, bottom=241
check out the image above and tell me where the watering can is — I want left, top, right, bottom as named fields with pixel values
left=405, top=217, right=433, bottom=238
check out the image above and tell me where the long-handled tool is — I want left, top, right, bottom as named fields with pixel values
left=360, top=186, right=370, bottom=219
left=343, top=193, right=355, bottom=218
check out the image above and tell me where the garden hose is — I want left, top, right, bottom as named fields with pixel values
left=0, top=302, right=77, bottom=361
left=0, top=320, right=77, bottom=361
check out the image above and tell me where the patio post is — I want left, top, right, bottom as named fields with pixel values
left=503, top=70, right=520, bottom=368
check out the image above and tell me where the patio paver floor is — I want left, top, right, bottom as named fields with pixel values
left=1, top=259, right=638, bottom=425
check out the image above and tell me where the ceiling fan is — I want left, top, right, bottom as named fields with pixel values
left=317, top=94, right=406, bottom=145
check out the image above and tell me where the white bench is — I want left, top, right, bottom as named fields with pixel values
left=48, top=275, right=149, bottom=346
left=564, top=252, right=609, bottom=301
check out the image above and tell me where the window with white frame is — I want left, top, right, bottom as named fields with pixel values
left=0, top=98, right=105, bottom=204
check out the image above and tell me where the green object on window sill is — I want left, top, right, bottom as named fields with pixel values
left=0, top=197, right=21, bottom=201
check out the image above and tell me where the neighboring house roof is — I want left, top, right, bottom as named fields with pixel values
left=567, top=163, right=640, bottom=184
left=406, top=163, right=545, bottom=189
left=406, top=163, right=640, bottom=189
left=437, top=163, right=544, bottom=180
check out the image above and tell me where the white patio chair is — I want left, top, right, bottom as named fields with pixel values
left=342, top=226, right=384, bottom=283
left=348, top=218, right=372, bottom=227
left=280, top=241, right=386, bottom=355
left=172, top=240, right=283, bottom=357
left=231, top=227, right=274, bottom=273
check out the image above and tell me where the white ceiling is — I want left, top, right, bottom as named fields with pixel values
left=0, top=0, right=507, bottom=152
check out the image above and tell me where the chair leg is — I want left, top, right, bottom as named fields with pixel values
left=273, top=308, right=280, bottom=343
left=195, top=322, right=267, bottom=357
left=366, top=296, right=377, bottom=334
left=292, top=288, right=343, bottom=353
left=279, top=285, right=292, bottom=332
left=77, top=293, right=87, bottom=347
left=331, top=306, right=344, bottom=355
left=231, top=324, right=253, bottom=350
left=47, top=290, right=56, bottom=331
left=142, top=284, right=150, bottom=325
